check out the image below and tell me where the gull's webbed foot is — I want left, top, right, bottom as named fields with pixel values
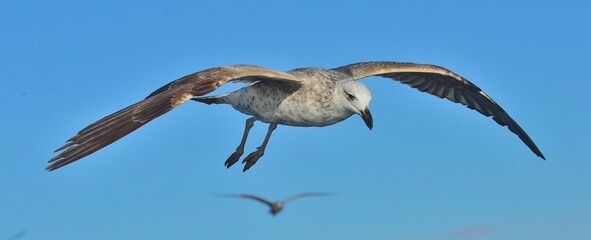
left=224, top=151, right=243, bottom=168
left=242, top=148, right=264, bottom=172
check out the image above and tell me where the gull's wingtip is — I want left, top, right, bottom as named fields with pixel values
left=45, top=165, right=57, bottom=171
left=45, top=160, right=64, bottom=171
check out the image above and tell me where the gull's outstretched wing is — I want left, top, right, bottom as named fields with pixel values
left=47, top=65, right=303, bottom=171
left=334, top=61, right=545, bottom=160
left=284, top=192, right=330, bottom=203
left=224, top=194, right=275, bottom=207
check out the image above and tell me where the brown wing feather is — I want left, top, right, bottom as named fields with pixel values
left=48, top=65, right=302, bottom=171
left=47, top=85, right=194, bottom=170
left=334, top=61, right=545, bottom=160
left=148, top=65, right=302, bottom=97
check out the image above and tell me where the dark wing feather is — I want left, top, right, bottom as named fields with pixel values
left=334, top=61, right=545, bottom=160
left=225, top=194, right=274, bottom=207
left=284, top=192, right=330, bottom=203
left=47, top=65, right=302, bottom=171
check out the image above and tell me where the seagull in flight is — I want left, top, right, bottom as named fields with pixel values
left=47, top=62, right=545, bottom=171
left=223, top=192, right=330, bottom=216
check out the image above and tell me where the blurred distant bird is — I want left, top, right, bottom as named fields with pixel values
left=3, top=229, right=27, bottom=240
left=223, top=192, right=330, bottom=216
left=47, top=62, right=545, bottom=171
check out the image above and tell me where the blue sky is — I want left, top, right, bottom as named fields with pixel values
left=1, top=0, right=590, bottom=239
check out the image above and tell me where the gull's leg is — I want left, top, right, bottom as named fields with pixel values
left=225, top=117, right=256, bottom=168
left=242, top=123, right=278, bottom=172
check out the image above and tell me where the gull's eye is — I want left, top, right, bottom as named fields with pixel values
left=345, top=92, right=356, bottom=100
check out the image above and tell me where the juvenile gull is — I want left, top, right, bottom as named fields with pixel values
left=222, top=192, right=330, bottom=216
left=47, top=62, right=546, bottom=171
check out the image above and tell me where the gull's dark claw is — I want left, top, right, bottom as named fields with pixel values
left=242, top=150, right=264, bottom=172
left=224, top=151, right=243, bottom=168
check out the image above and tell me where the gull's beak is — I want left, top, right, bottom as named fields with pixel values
left=360, top=107, right=373, bottom=130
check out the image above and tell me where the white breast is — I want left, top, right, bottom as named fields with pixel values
left=226, top=81, right=353, bottom=127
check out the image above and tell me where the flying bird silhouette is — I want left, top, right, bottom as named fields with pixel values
left=223, top=192, right=330, bottom=216
left=3, top=229, right=27, bottom=240
left=47, top=62, right=545, bottom=171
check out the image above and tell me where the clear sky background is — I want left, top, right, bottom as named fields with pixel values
left=1, top=0, right=590, bottom=239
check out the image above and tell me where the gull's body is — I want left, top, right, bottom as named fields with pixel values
left=198, top=68, right=362, bottom=127
left=223, top=192, right=329, bottom=216
left=47, top=62, right=545, bottom=171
